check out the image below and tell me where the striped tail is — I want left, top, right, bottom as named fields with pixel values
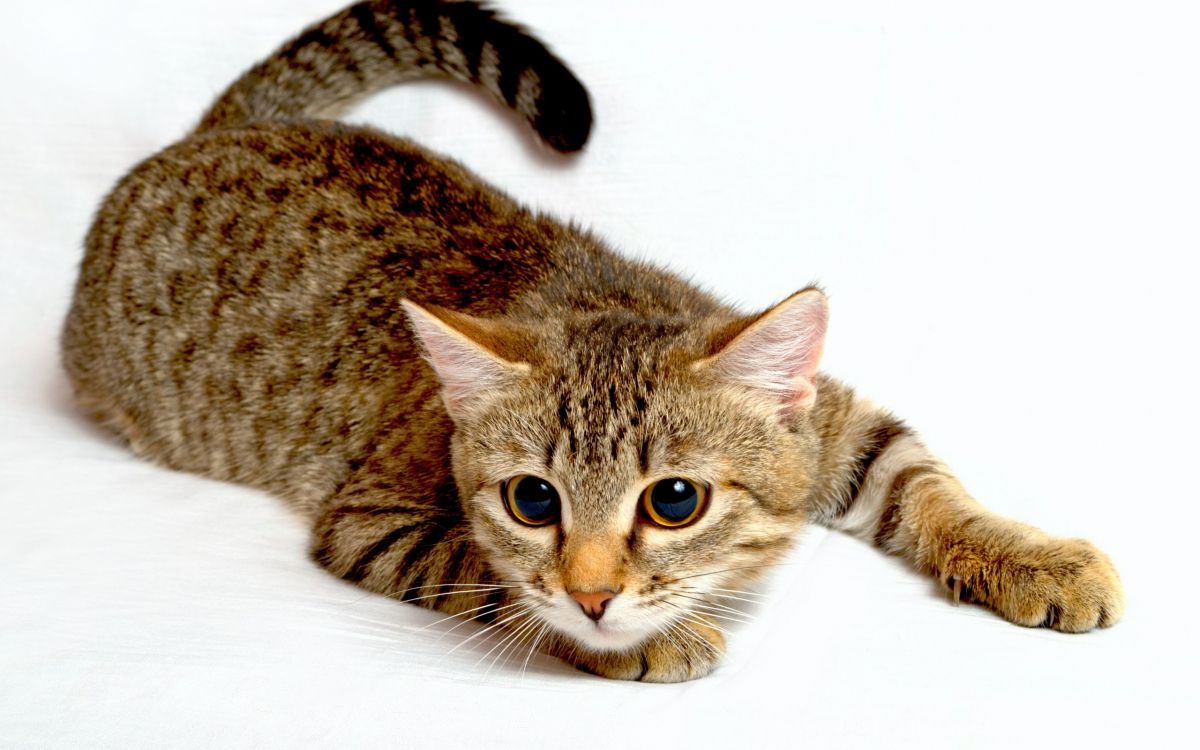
left=196, top=0, right=592, bottom=152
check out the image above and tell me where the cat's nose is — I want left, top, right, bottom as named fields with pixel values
left=569, top=589, right=616, bottom=621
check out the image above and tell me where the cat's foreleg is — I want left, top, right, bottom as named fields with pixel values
left=309, top=473, right=509, bottom=621
left=808, top=376, right=1124, bottom=631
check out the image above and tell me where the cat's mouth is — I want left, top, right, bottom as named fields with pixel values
left=539, top=595, right=661, bottom=652
left=566, top=620, right=651, bottom=652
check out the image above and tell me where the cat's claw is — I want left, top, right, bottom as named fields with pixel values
left=942, top=536, right=1123, bottom=633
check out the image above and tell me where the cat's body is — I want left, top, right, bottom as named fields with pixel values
left=62, top=0, right=1123, bottom=682
left=64, top=120, right=645, bottom=511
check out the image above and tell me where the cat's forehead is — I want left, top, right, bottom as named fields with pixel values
left=532, top=311, right=721, bottom=443
left=543, top=316, right=690, bottom=442
left=544, top=365, right=655, bottom=474
left=556, top=311, right=692, bottom=360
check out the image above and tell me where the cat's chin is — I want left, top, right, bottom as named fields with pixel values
left=553, top=620, right=653, bottom=653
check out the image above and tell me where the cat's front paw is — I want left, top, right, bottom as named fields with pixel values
left=943, top=535, right=1124, bottom=632
left=562, top=620, right=725, bottom=683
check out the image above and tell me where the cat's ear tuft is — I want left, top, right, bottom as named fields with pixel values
left=696, top=288, right=828, bottom=413
left=401, top=300, right=530, bottom=418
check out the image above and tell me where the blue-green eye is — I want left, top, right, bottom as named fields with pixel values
left=641, top=478, right=708, bottom=527
left=503, top=475, right=560, bottom=526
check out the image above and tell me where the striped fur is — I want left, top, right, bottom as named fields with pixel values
left=61, top=1, right=1122, bottom=683
left=811, top=376, right=1123, bottom=632
left=198, top=0, right=591, bottom=151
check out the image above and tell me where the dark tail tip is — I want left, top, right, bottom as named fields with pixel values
left=443, top=1, right=594, bottom=152
left=532, top=64, right=593, bottom=153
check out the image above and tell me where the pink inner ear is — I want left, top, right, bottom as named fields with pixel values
left=401, top=301, right=519, bottom=415
left=422, top=333, right=507, bottom=411
left=710, top=290, right=828, bottom=412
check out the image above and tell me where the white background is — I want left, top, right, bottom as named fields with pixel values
left=2, top=0, right=1198, bottom=747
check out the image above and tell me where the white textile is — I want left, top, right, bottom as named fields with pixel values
left=2, top=1, right=1195, bottom=747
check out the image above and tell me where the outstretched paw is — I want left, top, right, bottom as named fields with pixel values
left=942, top=536, right=1123, bottom=633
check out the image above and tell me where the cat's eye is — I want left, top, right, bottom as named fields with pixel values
left=503, top=475, right=561, bottom=526
left=640, top=478, right=708, bottom=528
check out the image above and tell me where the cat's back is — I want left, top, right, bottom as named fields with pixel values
left=71, top=120, right=561, bottom=313
left=61, top=121, right=571, bottom=504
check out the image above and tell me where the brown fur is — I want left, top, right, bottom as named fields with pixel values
left=61, top=0, right=1122, bottom=682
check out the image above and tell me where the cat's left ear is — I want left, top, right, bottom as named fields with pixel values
left=695, top=288, right=828, bottom=413
left=401, top=300, right=531, bottom=418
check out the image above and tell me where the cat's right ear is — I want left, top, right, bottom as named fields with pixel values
left=401, top=301, right=531, bottom=418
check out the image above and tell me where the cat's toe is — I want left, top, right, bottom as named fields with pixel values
left=635, top=632, right=723, bottom=683
left=1037, top=538, right=1123, bottom=632
left=946, top=536, right=1124, bottom=633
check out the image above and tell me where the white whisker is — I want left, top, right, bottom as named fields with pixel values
left=659, top=621, right=693, bottom=660
left=435, top=601, right=528, bottom=643
left=674, top=602, right=756, bottom=625
left=413, top=600, right=507, bottom=633
left=648, top=601, right=725, bottom=657
left=392, top=587, right=502, bottom=605
left=483, top=613, right=542, bottom=676
left=391, top=581, right=523, bottom=598
left=705, top=588, right=769, bottom=605
left=520, top=622, right=552, bottom=678
left=680, top=608, right=748, bottom=626
left=670, top=592, right=756, bottom=619
left=672, top=562, right=799, bottom=582
left=664, top=618, right=719, bottom=660
left=663, top=606, right=732, bottom=637
left=444, top=604, right=535, bottom=657
left=684, top=608, right=754, bottom=626
left=478, top=612, right=533, bottom=668
left=504, top=617, right=548, bottom=674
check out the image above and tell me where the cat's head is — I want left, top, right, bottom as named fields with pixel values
left=402, top=288, right=827, bottom=652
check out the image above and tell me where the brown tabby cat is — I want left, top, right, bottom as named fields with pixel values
left=61, top=0, right=1123, bottom=682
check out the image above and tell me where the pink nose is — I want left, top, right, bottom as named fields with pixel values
left=569, top=590, right=616, bottom=621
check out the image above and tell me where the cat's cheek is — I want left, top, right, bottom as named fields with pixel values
left=464, top=506, right=556, bottom=586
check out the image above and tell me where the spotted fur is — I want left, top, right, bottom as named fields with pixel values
left=61, top=0, right=1122, bottom=683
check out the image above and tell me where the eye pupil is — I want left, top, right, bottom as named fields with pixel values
left=645, top=478, right=705, bottom=527
left=505, top=475, right=560, bottom=526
